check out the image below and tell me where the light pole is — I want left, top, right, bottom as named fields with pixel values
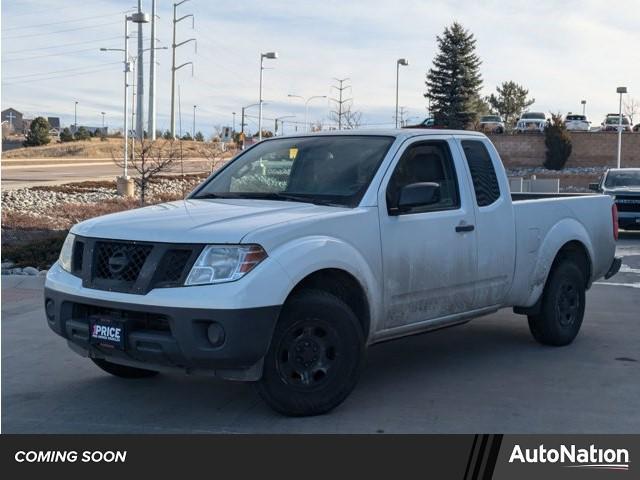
left=395, top=58, right=409, bottom=128
left=616, top=86, right=627, bottom=168
left=274, top=116, right=295, bottom=136
left=232, top=112, right=236, bottom=133
left=581, top=99, right=586, bottom=116
left=101, top=112, right=106, bottom=130
left=74, top=101, right=78, bottom=132
left=170, top=0, right=195, bottom=139
left=131, top=2, right=149, bottom=139
left=288, top=94, right=327, bottom=132
left=100, top=15, right=134, bottom=195
left=192, top=104, right=196, bottom=138
left=258, top=51, right=278, bottom=141
left=240, top=102, right=260, bottom=149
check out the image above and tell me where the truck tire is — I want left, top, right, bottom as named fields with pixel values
left=527, top=260, right=586, bottom=346
left=91, top=358, right=159, bottom=378
left=257, top=289, right=366, bottom=416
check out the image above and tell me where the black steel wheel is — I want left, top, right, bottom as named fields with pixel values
left=258, top=289, right=365, bottom=416
left=528, top=260, right=586, bottom=346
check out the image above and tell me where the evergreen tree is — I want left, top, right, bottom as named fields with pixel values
left=23, top=117, right=51, bottom=147
left=194, top=131, right=204, bottom=142
left=425, top=22, right=482, bottom=129
left=162, top=130, right=173, bottom=140
left=74, top=126, right=91, bottom=141
left=181, top=132, right=192, bottom=141
left=60, top=127, right=74, bottom=142
left=487, top=81, right=535, bottom=128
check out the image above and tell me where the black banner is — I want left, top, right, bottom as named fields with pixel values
left=1, top=434, right=637, bottom=479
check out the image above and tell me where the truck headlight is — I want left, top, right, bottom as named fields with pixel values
left=58, top=233, right=76, bottom=273
left=185, top=244, right=267, bottom=286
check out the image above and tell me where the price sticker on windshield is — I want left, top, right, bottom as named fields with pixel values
left=289, top=147, right=298, bottom=159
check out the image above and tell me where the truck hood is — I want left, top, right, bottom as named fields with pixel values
left=72, top=199, right=344, bottom=244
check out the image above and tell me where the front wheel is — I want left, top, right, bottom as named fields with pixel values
left=257, top=289, right=366, bottom=416
left=528, top=260, right=586, bottom=346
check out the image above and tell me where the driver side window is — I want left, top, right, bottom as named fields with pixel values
left=386, top=140, right=460, bottom=214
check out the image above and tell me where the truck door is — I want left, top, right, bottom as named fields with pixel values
left=378, top=137, right=478, bottom=329
left=456, top=137, right=516, bottom=307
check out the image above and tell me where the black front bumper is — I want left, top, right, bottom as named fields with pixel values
left=44, top=287, right=280, bottom=379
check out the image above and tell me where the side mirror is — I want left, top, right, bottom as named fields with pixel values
left=391, top=182, right=441, bottom=215
left=588, top=183, right=600, bottom=192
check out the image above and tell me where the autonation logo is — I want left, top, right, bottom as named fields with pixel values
left=509, top=444, right=630, bottom=471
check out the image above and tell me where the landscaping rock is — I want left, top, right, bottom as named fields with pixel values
left=22, top=266, right=39, bottom=276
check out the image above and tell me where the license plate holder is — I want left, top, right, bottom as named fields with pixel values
left=89, top=317, right=126, bottom=350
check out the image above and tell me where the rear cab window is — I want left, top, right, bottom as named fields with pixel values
left=461, top=140, right=501, bottom=207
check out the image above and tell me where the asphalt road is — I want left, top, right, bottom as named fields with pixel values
left=2, top=233, right=639, bottom=433
left=1, top=157, right=213, bottom=190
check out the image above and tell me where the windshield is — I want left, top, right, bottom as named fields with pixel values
left=606, top=117, right=629, bottom=125
left=191, top=135, right=395, bottom=207
left=521, top=112, right=545, bottom=120
left=481, top=116, right=501, bottom=122
left=604, top=170, right=640, bottom=188
left=566, top=115, right=586, bottom=121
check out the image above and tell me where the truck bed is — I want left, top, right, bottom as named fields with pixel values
left=506, top=193, right=616, bottom=307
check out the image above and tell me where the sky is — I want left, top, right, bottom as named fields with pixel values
left=2, top=0, right=639, bottom=136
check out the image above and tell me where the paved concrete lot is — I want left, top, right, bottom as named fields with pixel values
left=1, top=157, right=212, bottom=190
left=2, top=233, right=639, bottom=433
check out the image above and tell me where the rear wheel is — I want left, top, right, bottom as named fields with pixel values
left=91, top=358, right=159, bottom=378
left=528, top=260, right=586, bottom=346
left=257, top=289, right=366, bottom=416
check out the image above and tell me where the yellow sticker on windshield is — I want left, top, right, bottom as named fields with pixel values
left=289, top=147, right=298, bottom=159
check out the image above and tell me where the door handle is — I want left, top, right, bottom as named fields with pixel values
left=455, top=224, right=475, bottom=233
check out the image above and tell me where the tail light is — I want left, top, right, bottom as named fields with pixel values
left=612, top=203, right=619, bottom=240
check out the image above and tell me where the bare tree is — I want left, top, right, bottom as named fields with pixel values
left=309, top=119, right=324, bottom=132
left=197, top=139, right=231, bottom=174
left=343, top=108, right=363, bottom=129
left=624, top=97, right=639, bottom=125
left=113, top=137, right=178, bottom=205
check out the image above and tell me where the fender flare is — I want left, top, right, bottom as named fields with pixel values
left=267, top=235, right=382, bottom=331
left=522, top=218, right=594, bottom=307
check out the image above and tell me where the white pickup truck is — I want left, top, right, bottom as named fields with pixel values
left=45, top=130, right=621, bottom=416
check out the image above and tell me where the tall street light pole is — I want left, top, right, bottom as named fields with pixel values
left=395, top=58, right=409, bottom=128
left=101, top=112, right=106, bottom=129
left=288, top=94, right=327, bottom=132
left=581, top=99, right=586, bottom=116
left=100, top=15, right=133, bottom=194
left=232, top=112, right=236, bottom=133
left=170, top=1, right=195, bottom=139
left=131, top=2, right=149, bottom=139
left=258, top=51, right=278, bottom=142
left=616, top=86, right=627, bottom=169
left=74, top=101, right=78, bottom=131
left=147, top=0, right=157, bottom=139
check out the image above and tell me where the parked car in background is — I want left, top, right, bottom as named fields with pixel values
left=515, top=112, right=547, bottom=133
left=478, top=115, right=505, bottom=133
left=590, top=168, right=640, bottom=230
left=403, top=117, right=439, bottom=129
left=601, top=115, right=631, bottom=132
left=564, top=114, right=590, bottom=131
left=632, top=123, right=639, bottom=132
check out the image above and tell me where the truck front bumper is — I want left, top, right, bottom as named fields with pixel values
left=44, top=287, right=280, bottom=381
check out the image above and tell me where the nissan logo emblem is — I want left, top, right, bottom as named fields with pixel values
left=108, top=250, right=129, bottom=275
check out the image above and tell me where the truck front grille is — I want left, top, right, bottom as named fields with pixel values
left=615, top=196, right=640, bottom=213
left=94, top=241, right=153, bottom=282
left=70, top=236, right=202, bottom=294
